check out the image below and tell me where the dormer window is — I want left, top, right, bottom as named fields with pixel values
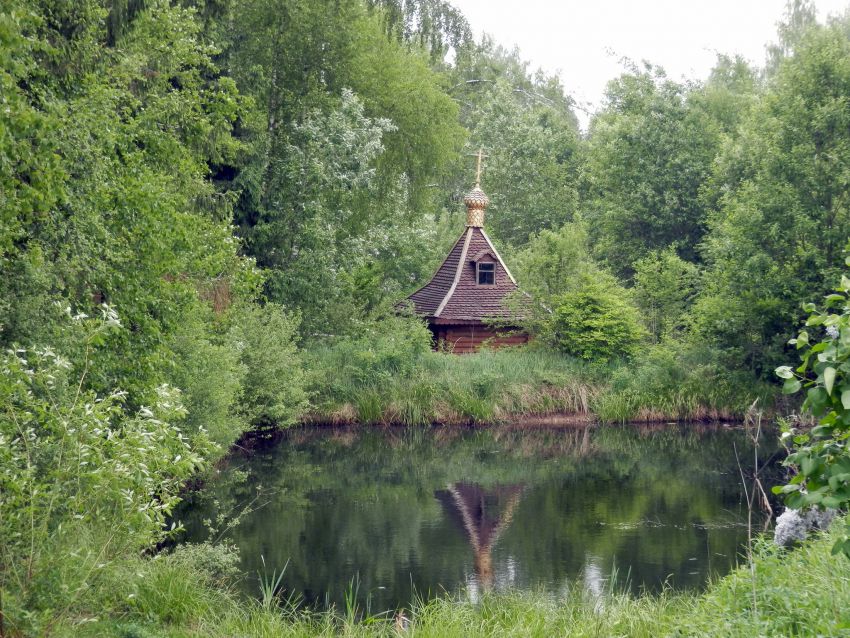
left=477, top=262, right=495, bottom=285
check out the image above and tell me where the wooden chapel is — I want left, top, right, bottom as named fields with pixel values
left=403, top=152, right=529, bottom=353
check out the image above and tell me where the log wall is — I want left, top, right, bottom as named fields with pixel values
left=433, top=324, right=529, bottom=354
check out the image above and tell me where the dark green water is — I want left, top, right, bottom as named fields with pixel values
left=176, top=424, right=780, bottom=612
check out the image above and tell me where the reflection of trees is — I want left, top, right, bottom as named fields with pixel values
left=175, top=423, right=782, bottom=609
left=435, top=483, right=524, bottom=590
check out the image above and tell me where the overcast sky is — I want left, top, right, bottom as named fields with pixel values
left=449, top=0, right=850, bottom=127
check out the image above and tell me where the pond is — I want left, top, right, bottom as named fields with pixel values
left=175, top=423, right=782, bottom=613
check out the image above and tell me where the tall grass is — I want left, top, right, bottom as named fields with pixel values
left=303, top=341, right=773, bottom=426
left=304, top=345, right=607, bottom=426
left=60, top=523, right=850, bottom=637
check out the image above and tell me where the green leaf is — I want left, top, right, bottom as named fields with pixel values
left=842, top=390, right=850, bottom=410
left=801, top=456, right=818, bottom=476
left=775, top=365, right=794, bottom=379
left=783, top=378, right=802, bottom=394
left=825, top=366, right=837, bottom=395
left=831, top=538, right=850, bottom=558
left=842, top=275, right=850, bottom=292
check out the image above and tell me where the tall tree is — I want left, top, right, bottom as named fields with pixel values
left=465, top=80, right=581, bottom=246
left=1, top=0, right=255, bottom=404
left=219, top=0, right=464, bottom=332
left=583, top=65, right=723, bottom=277
left=694, top=17, right=850, bottom=374
left=366, top=0, right=472, bottom=63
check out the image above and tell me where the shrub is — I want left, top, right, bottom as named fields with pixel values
left=230, top=303, right=308, bottom=428
left=595, top=340, right=770, bottom=422
left=169, top=319, right=246, bottom=449
left=633, top=247, right=700, bottom=341
left=551, top=275, right=646, bottom=362
left=775, top=257, right=850, bottom=557
left=0, top=310, right=209, bottom=634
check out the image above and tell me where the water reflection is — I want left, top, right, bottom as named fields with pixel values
left=175, top=423, right=780, bottom=612
left=436, top=483, right=525, bottom=593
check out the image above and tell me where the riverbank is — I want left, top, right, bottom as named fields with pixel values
left=56, top=519, right=849, bottom=637
left=303, top=345, right=775, bottom=426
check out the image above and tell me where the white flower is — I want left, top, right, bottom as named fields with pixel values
left=774, top=508, right=808, bottom=546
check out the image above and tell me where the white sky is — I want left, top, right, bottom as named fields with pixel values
left=449, top=0, right=850, bottom=127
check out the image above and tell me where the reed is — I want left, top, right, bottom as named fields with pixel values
left=304, top=343, right=771, bottom=426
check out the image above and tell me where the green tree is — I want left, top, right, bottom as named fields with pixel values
left=633, top=248, right=700, bottom=342
left=513, top=217, right=597, bottom=300
left=695, top=17, right=850, bottom=374
left=465, top=80, right=581, bottom=246
left=584, top=65, right=721, bottom=276
left=366, top=0, right=472, bottom=63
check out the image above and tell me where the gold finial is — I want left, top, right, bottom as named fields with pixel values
left=464, top=148, right=490, bottom=227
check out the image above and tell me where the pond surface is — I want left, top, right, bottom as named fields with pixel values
left=176, top=423, right=781, bottom=613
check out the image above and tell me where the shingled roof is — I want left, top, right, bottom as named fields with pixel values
left=404, top=151, right=528, bottom=325
left=405, top=225, right=526, bottom=323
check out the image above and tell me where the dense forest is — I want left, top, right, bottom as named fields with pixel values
left=3, top=0, right=850, bottom=635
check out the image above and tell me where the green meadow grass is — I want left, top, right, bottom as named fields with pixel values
left=59, top=524, right=850, bottom=637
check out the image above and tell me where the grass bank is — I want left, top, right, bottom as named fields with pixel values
left=303, top=342, right=774, bottom=426
left=55, top=522, right=850, bottom=637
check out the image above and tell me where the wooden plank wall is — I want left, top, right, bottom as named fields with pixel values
left=436, top=326, right=528, bottom=354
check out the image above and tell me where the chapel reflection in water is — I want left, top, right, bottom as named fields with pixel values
left=435, top=482, right=525, bottom=591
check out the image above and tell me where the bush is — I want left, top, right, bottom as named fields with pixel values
left=305, top=315, right=433, bottom=407
left=633, top=247, right=700, bottom=341
left=594, top=340, right=771, bottom=422
left=230, top=303, right=308, bottom=428
left=169, top=319, right=246, bottom=449
left=775, top=258, right=850, bottom=557
left=0, top=311, right=209, bottom=634
left=551, top=275, right=646, bottom=362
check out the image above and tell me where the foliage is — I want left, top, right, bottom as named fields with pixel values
left=551, top=276, right=646, bottom=362
left=584, top=65, right=722, bottom=276
left=774, top=255, right=850, bottom=557
left=633, top=247, right=701, bottom=341
left=230, top=303, right=307, bottom=428
left=513, top=217, right=597, bottom=301
left=0, top=0, right=256, bottom=408
left=463, top=80, right=581, bottom=246
left=244, top=87, right=399, bottom=334
left=366, top=0, right=473, bottom=63
left=509, top=218, right=598, bottom=340
left=0, top=311, right=209, bottom=635
left=695, top=16, right=850, bottom=375
left=596, top=340, right=772, bottom=423
left=5, top=0, right=850, bottom=633
left=168, top=317, right=246, bottom=449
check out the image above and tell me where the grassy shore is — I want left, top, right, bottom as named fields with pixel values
left=55, top=522, right=850, bottom=637
left=303, top=345, right=773, bottom=426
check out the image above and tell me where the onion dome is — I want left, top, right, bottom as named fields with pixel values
left=464, top=185, right=489, bottom=227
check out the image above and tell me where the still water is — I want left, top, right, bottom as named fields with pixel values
left=176, top=424, right=780, bottom=612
